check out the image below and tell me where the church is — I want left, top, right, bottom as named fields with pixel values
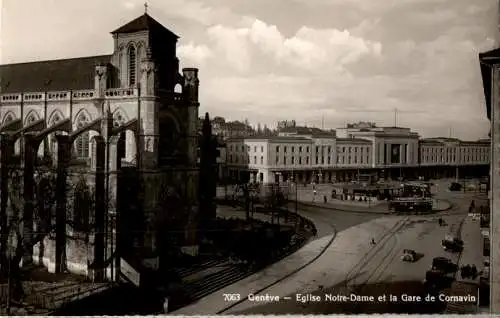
left=0, top=11, right=202, bottom=279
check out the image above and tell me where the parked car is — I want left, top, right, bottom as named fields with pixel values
left=449, top=182, right=462, bottom=191
left=441, top=237, right=464, bottom=253
left=424, top=269, right=455, bottom=289
left=431, top=256, right=458, bottom=273
left=401, top=249, right=417, bottom=262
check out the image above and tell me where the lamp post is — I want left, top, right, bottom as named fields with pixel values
left=274, top=172, right=281, bottom=224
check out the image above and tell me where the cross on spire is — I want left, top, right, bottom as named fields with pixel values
left=144, top=2, right=148, bottom=14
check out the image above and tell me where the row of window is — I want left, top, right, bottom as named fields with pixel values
left=421, top=147, right=488, bottom=154
left=228, top=154, right=372, bottom=166
left=337, top=146, right=370, bottom=153
left=228, top=153, right=488, bottom=166
left=229, top=144, right=372, bottom=155
left=229, top=145, right=264, bottom=153
left=421, top=154, right=489, bottom=163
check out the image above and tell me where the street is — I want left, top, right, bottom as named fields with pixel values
left=220, top=182, right=482, bottom=314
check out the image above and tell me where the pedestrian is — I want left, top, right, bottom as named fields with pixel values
left=370, top=238, right=376, bottom=246
left=469, top=200, right=475, bottom=213
left=323, top=195, right=327, bottom=204
left=163, top=295, right=169, bottom=313
left=471, top=265, right=478, bottom=279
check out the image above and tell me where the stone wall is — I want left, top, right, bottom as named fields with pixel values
left=33, top=230, right=115, bottom=280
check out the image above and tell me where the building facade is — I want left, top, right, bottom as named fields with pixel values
left=479, top=47, right=500, bottom=313
left=226, top=125, right=490, bottom=184
left=0, top=13, right=202, bottom=278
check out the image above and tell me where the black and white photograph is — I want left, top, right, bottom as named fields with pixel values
left=0, top=0, right=497, bottom=315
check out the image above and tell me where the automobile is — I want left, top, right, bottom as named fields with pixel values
left=449, top=182, right=462, bottom=191
left=470, top=213, right=480, bottom=221
left=401, top=249, right=417, bottom=262
left=431, top=256, right=458, bottom=273
left=441, top=237, right=464, bottom=253
left=424, top=269, right=454, bottom=289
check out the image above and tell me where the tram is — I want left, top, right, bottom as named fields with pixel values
left=401, top=181, right=432, bottom=198
left=389, top=197, right=433, bottom=213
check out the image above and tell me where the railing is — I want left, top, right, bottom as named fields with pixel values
left=1, top=93, right=22, bottom=103
left=72, top=90, right=95, bottom=100
left=0, top=88, right=141, bottom=104
left=23, top=92, right=45, bottom=101
left=104, top=88, right=137, bottom=98
left=47, top=91, right=70, bottom=101
left=0, top=87, right=188, bottom=104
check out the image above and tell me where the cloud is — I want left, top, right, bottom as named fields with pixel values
left=204, top=19, right=382, bottom=74
left=1, top=0, right=495, bottom=139
left=123, top=2, right=136, bottom=10
left=177, top=42, right=213, bottom=65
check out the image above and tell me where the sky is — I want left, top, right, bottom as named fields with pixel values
left=1, top=0, right=498, bottom=139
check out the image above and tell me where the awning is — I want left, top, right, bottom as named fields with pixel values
left=479, top=48, right=500, bottom=121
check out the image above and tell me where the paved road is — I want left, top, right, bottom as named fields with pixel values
left=223, top=192, right=474, bottom=314
left=285, top=203, right=381, bottom=239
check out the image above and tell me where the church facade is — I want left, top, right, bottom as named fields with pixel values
left=0, top=13, right=201, bottom=278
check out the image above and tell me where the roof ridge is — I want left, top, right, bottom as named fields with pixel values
left=111, top=13, right=179, bottom=38
left=0, top=54, right=112, bottom=67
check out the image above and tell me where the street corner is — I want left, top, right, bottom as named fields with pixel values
left=432, top=199, right=452, bottom=212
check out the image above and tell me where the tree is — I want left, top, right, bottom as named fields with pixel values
left=256, top=123, right=262, bottom=136
left=0, top=165, right=97, bottom=305
left=1, top=166, right=58, bottom=302
left=262, top=184, right=288, bottom=225
left=198, top=113, right=218, bottom=228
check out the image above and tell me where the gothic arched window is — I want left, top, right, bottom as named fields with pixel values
left=74, top=112, right=90, bottom=159
left=113, top=111, right=127, bottom=159
left=49, top=113, right=62, bottom=155
left=128, top=46, right=136, bottom=87
left=3, top=113, right=14, bottom=124
left=26, top=113, right=37, bottom=125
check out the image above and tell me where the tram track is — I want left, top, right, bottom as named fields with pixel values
left=217, top=208, right=338, bottom=314
left=344, top=217, right=409, bottom=291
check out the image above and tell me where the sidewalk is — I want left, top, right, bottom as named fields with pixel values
left=172, top=216, right=404, bottom=315
left=457, top=216, right=484, bottom=280
left=218, top=217, right=405, bottom=314
left=172, top=232, right=335, bottom=314
left=298, top=198, right=451, bottom=214
left=443, top=215, right=483, bottom=314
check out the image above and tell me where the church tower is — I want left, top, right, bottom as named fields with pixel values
left=109, top=11, right=180, bottom=91
left=108, top=11, right=202, bottom=262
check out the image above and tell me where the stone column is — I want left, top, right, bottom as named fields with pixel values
left=182, top=68, right=200, bottom=168
left=386, top=144, right=391, bottom=165
left=139, top=59, right=159, bottom=169
left=108, top=135, right=121, bottom=209
left=54, top=134, right=71, bottom=274
left=89, top=135, right=106, bottom=281
left=94, top=65, right=108, bottom=97
left=22, top=134, right=37, bottom=265
left=125, top=130, right=136, bottom=164
left=0, top=134, right=13, bottom=266
left=400, top=144, right=404, bottom=164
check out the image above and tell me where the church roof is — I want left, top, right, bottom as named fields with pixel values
left=0, top=55, right=112, bottom=93
left=111, top=13, right=179, bottom=39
